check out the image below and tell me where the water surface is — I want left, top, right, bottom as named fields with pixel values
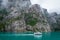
left=0, top=32, right=60, bottom=40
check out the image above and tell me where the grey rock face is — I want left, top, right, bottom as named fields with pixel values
left=0, top=0, right=2, bottom=6
left=7, top=0, right=31, bottom=10
left=0, top=0, right=4, bottom=9
left=27, top=4, right=51, bottom=32
left=5, top=0, right=31, bottom=32
left=5, top=0, right=51, bottom=32
left=45, top=12, right=60, bottom=31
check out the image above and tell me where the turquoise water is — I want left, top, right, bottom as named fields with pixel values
left=0, top=32, right=60, bottom=40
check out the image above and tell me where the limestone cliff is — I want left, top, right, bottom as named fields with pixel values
left=4, top=0, right=51, bottom=32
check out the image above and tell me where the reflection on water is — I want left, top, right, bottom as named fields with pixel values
left=0, top=32, right=60, bottom=40
left=34, top=35, right=42, bottom=38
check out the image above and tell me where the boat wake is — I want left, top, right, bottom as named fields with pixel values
left=0, top=34, right=42, bottom=38
left=34, top=34, right=42, bottom=38
left=13, top=34, right=34, bottom=36
left=0, top=34, right=34, bottom=36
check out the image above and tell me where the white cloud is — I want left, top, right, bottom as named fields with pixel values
left=30, top=0, right=44, bottom=4
left=30, top=0, right=60, bottom=13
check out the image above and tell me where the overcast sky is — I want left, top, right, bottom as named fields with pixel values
left=30, top=0, right=60, bottom=13
left=2, top=0, right=60, bottom=13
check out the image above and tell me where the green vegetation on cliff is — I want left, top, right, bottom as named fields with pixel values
left=0, top=8, right=8, bottom=31
left=24, top=13, right=38, bottom=26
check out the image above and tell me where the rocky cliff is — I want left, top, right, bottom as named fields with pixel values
left=46, top=12, right=60, bottom=31
left=0, top=0, right=51, bottom=32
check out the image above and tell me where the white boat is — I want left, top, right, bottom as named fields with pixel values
left=34, top=32, right=42, bottom=35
